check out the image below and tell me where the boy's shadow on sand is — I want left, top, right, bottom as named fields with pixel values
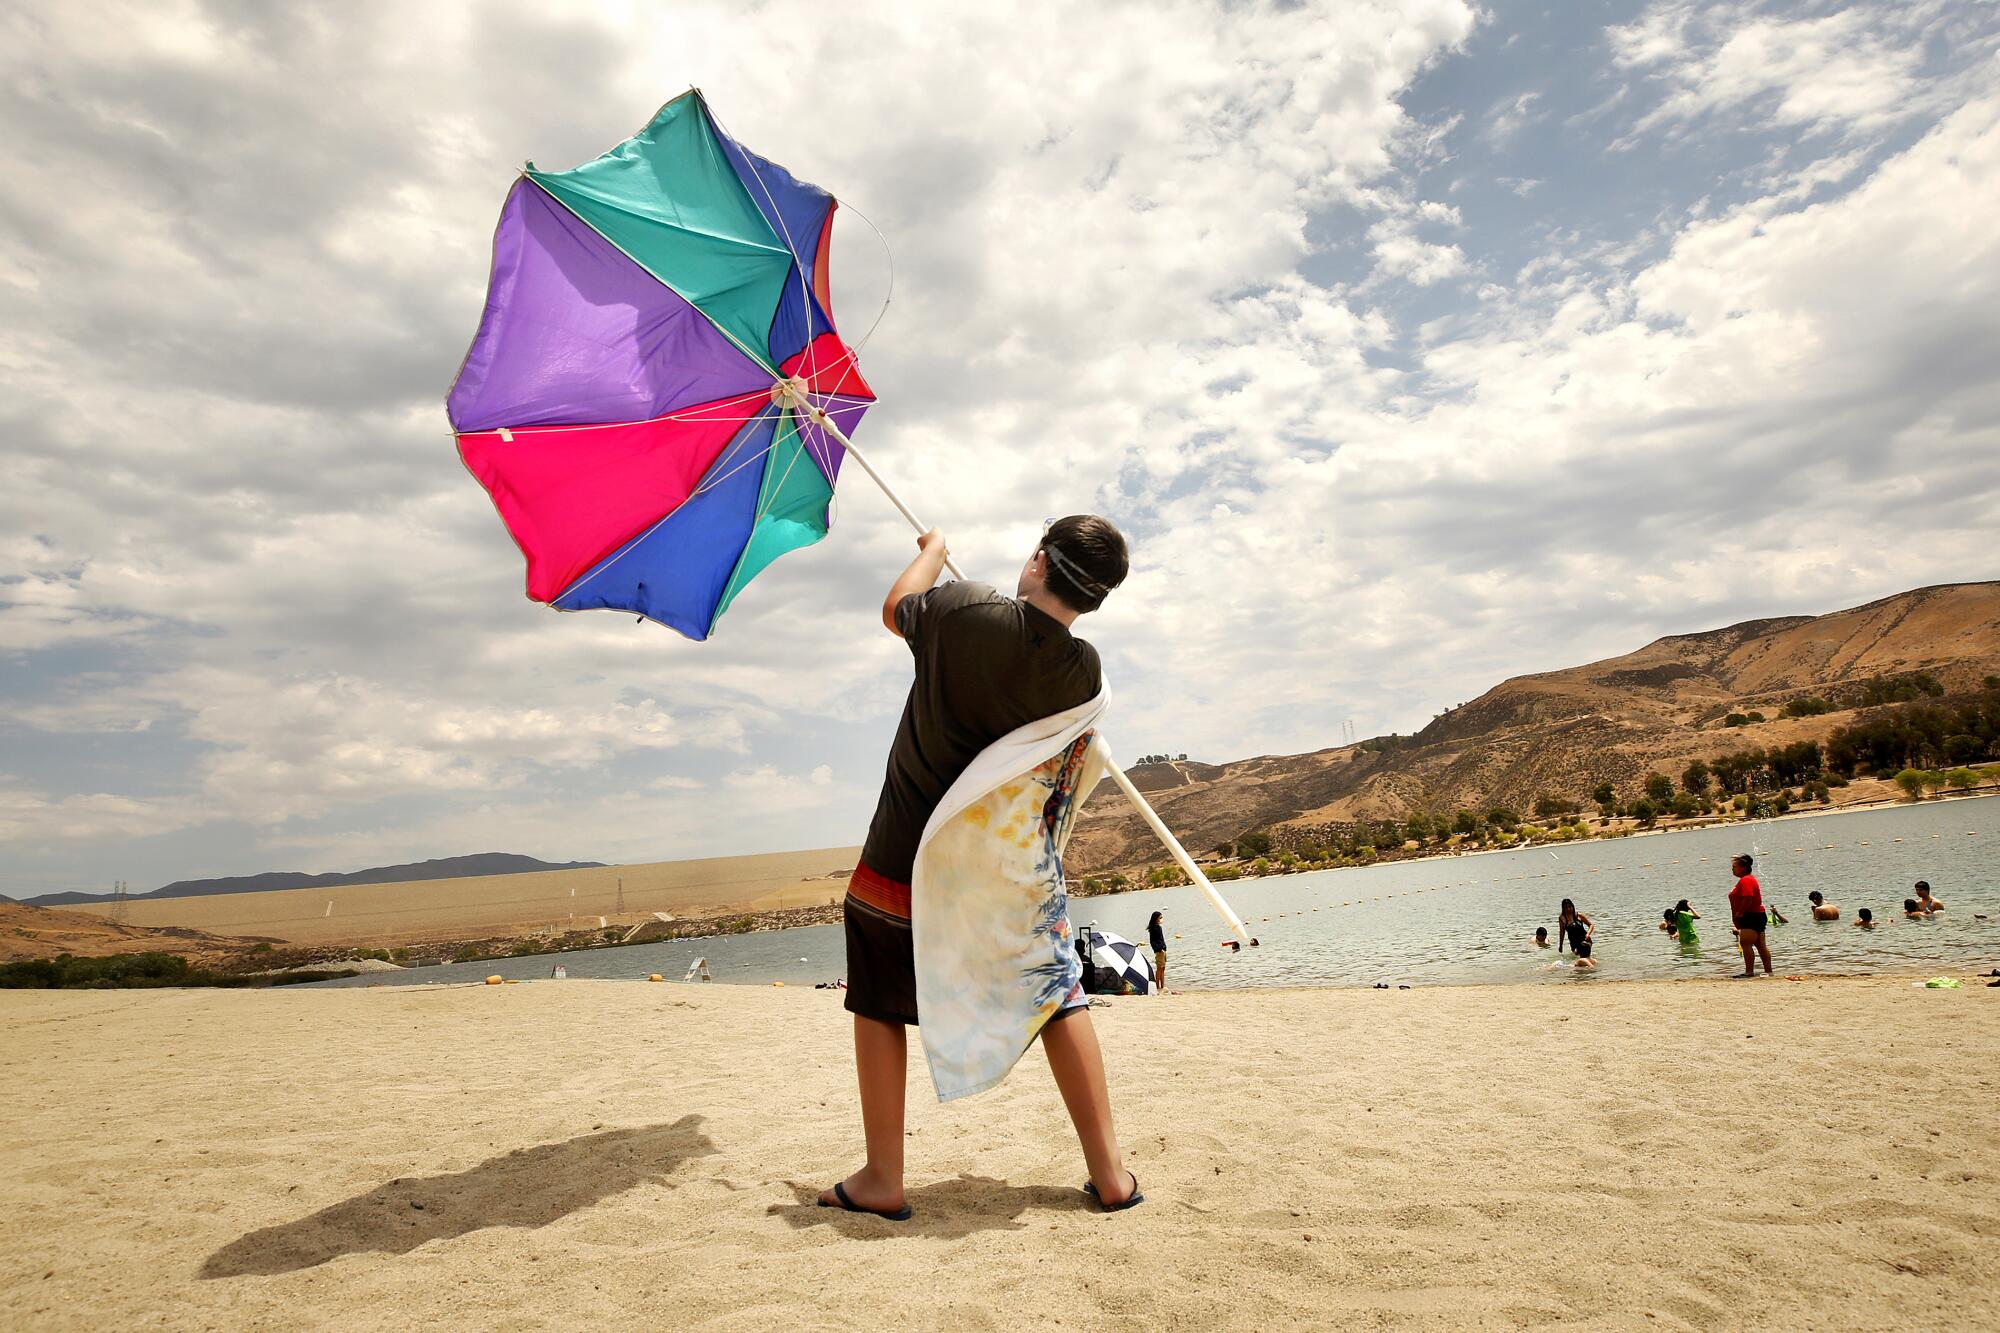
left=201, top=1115, right=713, bottom=1278
left=769, top=1175, right=1086, bottom=1239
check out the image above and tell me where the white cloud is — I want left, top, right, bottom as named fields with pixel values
left=0, top=786, right=195, bottom=846
left=1608, top=0, right=1982, bottom=142
left=1368, top=217, right=1472, bottom=285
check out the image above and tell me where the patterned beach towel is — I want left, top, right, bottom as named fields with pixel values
left=911, top=690, right=1111, bottom=1101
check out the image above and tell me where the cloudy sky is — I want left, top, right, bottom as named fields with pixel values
left=4, top=0, right=1998, bottom=897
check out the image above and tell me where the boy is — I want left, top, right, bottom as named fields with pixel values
left=820, top=516, right=1138, bottom=1220
left=1808, top=890, right=1840, bottom=921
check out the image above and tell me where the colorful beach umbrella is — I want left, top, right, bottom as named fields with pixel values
left=446, top=90, right=875, bottom=640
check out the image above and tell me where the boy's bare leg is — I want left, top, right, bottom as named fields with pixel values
left=819, top=1014, right=908, bottom=1211
left=1041, top=1011, right=1136, bottom=1203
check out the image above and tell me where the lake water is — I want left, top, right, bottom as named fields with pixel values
left=310, top=797, right=1998, bottom=992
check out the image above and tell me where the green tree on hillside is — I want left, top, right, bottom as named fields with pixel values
left=1591, top=781, right=1615, bottom=805
left=1767, top=740, right=1824, bottom=785
left=1893, top=768, right=1930, bottom=801
left=1643, top=772, right=1673, bottom=802
left=1681, top=760, right=1710, bottom=796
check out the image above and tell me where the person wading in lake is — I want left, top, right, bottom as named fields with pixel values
left=1729, top=854, right=1772, bottom=978
left=1557, top=899, right=1595, bottom=968
left=820, top=516, right=1138, bottom=1220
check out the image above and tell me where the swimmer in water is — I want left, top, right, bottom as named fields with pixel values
left=1533, top=926, right=1550, bottom=948
left=1914, top=880, right=1944, bottom=913
left=1903, top=898, right=1929, bottom=920
left=1852, top=907, right=1876, bottom=928
left=1807, top=890, right=1840, bottom=922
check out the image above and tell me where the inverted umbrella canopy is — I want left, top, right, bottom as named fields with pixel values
left=447, top=89, right=874, bottom=639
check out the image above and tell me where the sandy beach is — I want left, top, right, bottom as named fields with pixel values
left=3, top=977, right=1996, bottom=1330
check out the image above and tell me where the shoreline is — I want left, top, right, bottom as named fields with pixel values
left=1109, top=785, right=1997, bottom=886
left=319, top=966, right=2000, bottom=994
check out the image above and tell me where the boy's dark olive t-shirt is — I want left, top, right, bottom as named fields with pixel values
left=860, top=580, right=1102, bottom=885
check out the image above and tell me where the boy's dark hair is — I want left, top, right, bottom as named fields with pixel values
left=1904, top=898, right=1919, bottom=911
left=1664, top=908, right=1677, bottom=922
left=1535, top=926, right=1547, bottom=937
left=1858, top=907, right=1872, bottom=921
left=1915, top=880, right=1930, bottom=891
left=1040, top=515, right=1128, bottom=613
left=1809, top=891, right=1823, bottom=903
left=1734, top=853, right=1753, bottom=871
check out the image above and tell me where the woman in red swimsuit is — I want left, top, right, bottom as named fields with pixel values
left=1728, top=853, right=1772, bottom=978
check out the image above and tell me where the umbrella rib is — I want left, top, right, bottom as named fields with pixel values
left=555, top=404, right=786, bottom=604
left=699, top=96, right=830, bottom=388
left=533, top=172, right=794, bottom=258
left=523, top=175, right=783, bottom=381
left=455, top=389, right=774, bottom=439
left=833, top=195, right=896, bottom=357
left=751, top=408, right=813, bottom=529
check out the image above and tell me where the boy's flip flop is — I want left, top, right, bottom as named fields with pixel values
left=1082, top=1172, right=1145, bottom=1212
left=819, top=1181, right=913, bottom=1221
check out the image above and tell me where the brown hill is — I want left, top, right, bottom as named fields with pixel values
left=0, top=901, right=273, bottom=965
left=1069, top=581, right=2000, bottom=873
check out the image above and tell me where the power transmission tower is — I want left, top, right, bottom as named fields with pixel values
left=615, top=877, right=625, bottom=915
left=109, top=880, right=129, bottom=925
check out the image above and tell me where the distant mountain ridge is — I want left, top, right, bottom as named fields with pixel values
left=25, top=853, right=607, bottom=907
left=1069, top=581, right=2000, bottom=873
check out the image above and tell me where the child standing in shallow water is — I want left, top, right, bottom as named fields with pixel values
left=1729, top=854, right=1772, bottom=978
left=1674, top=899, right=1700, bottom=947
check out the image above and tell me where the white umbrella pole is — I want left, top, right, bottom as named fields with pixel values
left=1102, top=762, right=1251, bottom=943
left=803, top=400, right=1252, bottom=943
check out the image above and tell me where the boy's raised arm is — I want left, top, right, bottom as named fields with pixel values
left=882, top=528, right=950, bottom=636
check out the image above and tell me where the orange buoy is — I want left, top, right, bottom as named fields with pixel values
left=485, top=975, right=503, bottom=985
left=648, top=973, right=664, bottom=982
